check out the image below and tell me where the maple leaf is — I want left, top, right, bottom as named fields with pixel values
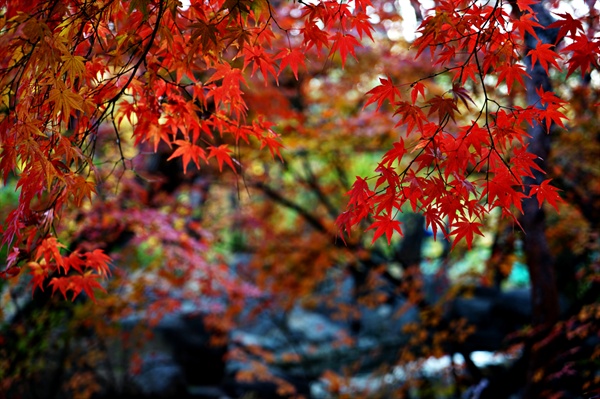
left=450, top=219, right=484, bottom=250
left=129, top=0, right=151, bottom=19
left=259, top=133, right=284, bottom=161
left=435, top=45, right=457, bottom=67
left=451, top=85, right=475, bottom=110
left=35, top=237, right=66, bottom=271
left=393, top=101, right=427, bottom=134
left=84, top=249, right=112, bottom=277
left=207, top=144, right=236, bottom=172
left=511, top=13, right=542, bottom=41
left=330, top=32, right=361, bottom=68
left=375, top=163, right=399, bottom=189
left=539, top=104, right=567, bottom=131
left=535, top=87, right=567, bottom=107
left=422, top=207, right=447, bottom=241
left=346, top=176, right=374, bottom=206
left=354, top=0, right=373, bottom=10
left=5, top=246, right=21, bottom=269
left=366, top=215, right=403, bottom=245
left=275, top=48, right=306, bottom=80
left=28, top=261, right=48, bottom=293
left=533, top=87, right=568, bottom=131
left=364, top=77, right=401, bottom=111
left=48, top=84, right=84, bottom=119
left=381, top=139, right=406, bottom=167
left=60, top=54, right=87, bottom=84
left=243, top=45, right=278, bottom=84
left=335, top=210, right=355, bottom=242
left=452, top=62, right=478, bottom=86
left=529, top=179, right=564, bottom=211
left=48, top=277, right=73, bottom=301
left=427, top=95, right=459, bottom=124
left=168, top=140, right=207, bottom=174
left=303, top=22, right=330, bottom=53
left=511, top=145, right=544, bottom=178
left=70, top=175, right=96, bottom=207
left=73, top=274, right=107, bottom=303
left=411, top=82, right=426, bottom=105
left=135, top=121, right=172, bottom=153
left=562, top=35, right=600, bottom=78
left=351, top=12, right=375, bottom=40
left=548, top=12, right=584, bottom=42
left=481, top=170, right=525, bottom=212
left=64, top=253, right=85, bottom=274
left=496, top=63, right=530, bottom=94
left=189, top=21, right=219, bottom=53
left=515, top=0, right=536, bottom=13
left=527, top=43, right=562, bottom=74
left=206, top=62, right=247, bottom=87
left=373, top=188, right=402, bottom=215
left=49, top=274, right=106, bottom=303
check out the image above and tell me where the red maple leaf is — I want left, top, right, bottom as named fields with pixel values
left=511, top=13, right=542, bottom=41
left=364, top=77, right=401, bottom=111
left=303, top=21, right=330, bottom=53
left=562, top=35, right=600, bottom=78
left=529, top=179, right=564, bottom=211
left=207, top=144, right=237, bottom=172
left=450, top=219, right=484, bottom=250
left=28, top=261, right=49, bottom=293
left=548, top=12, right=584, bottom=42
left=527, top=43, right=562, bottom=74
left=451, top=85, right=476, bottom=110
left=352, top=12, right=375, bottom=40
left=275, top=47, right=307, bottom=80
left=515, top=0, right=536, bottom=13
left=367, top=215, right=403, bottom=245
left=381, top=139, right=406, bottom=167
left=411, top=82, right=426, bottom=105
left=539, top=104, right=567, bottom=131
left=84, top=249, right=112, bottom=277
left=496, top=63, right=530, bottom=94
left=393, top=102, right=427, bottom=134
left=330, top=32, right=361, bottom=68
left=427, top=95, right=460, bottom=124
left=167, top=140, right=207, bottom=174
left=346, top=176, right=374, bottom=206
left=422, top=207, right=447, bottom=241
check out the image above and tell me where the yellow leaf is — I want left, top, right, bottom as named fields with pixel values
left=60, top=54, right=86, bottom=84
left=49, top=84, right=83, bottom=119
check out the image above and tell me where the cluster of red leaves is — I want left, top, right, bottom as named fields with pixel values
left=0, top=0, right=376, bottom=295
left=336, top=0, right=599, bottom=249
left=26, top=237, right=111, bottom=302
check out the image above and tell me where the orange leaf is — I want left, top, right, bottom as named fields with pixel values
left=207, top=144, right=236, bottom=172
left=275, top=48, right=306, bottom=80
left=167, top=140, right=207, bottom=174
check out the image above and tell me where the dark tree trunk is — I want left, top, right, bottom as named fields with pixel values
left=520, top=3, right=560, bottom=396
left=522, top=19, right=559, bottom=326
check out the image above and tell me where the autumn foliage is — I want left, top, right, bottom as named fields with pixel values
left=1, top=0, right=600, bottom=397
left=0, top=0, right=589, bottom=296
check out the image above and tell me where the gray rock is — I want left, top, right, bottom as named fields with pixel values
left=131, top=352, right=185, bottom=396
